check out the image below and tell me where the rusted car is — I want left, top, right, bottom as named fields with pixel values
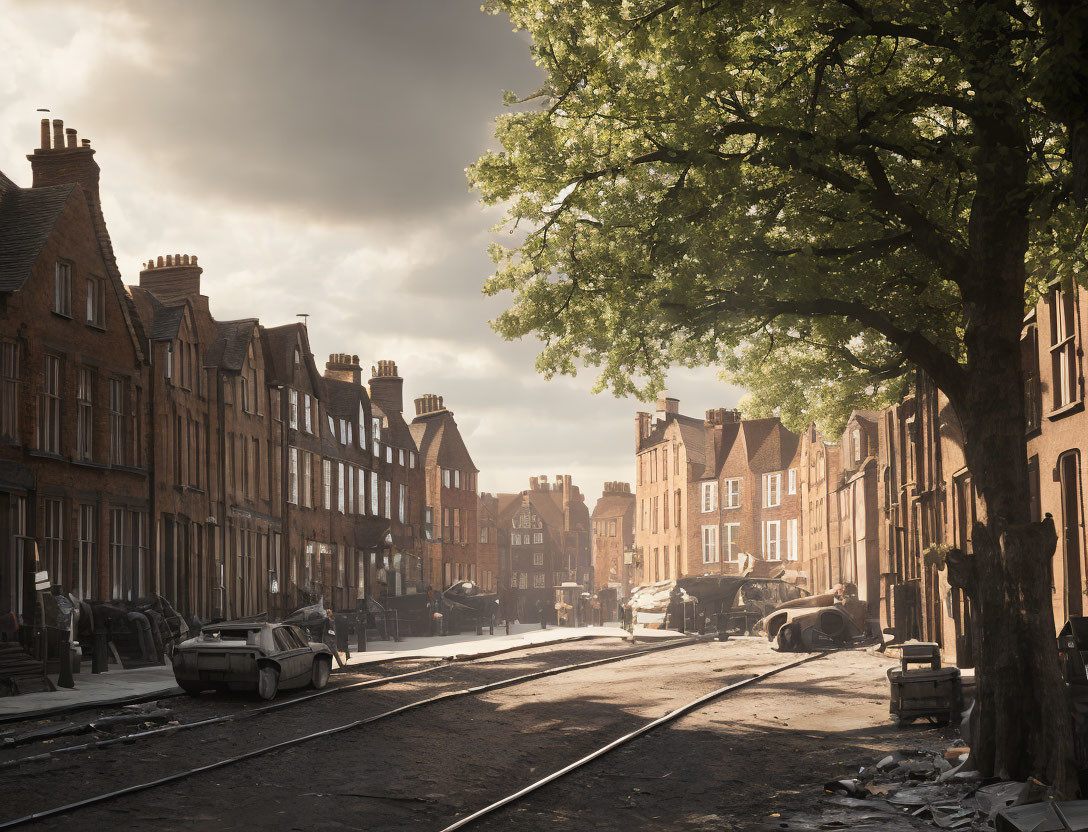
left=762, top=590, right=868, bottom=651
left=171, top=621, right=334, bottom=700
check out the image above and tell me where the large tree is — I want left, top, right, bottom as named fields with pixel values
left=472, top=0, right=1088, bottom=793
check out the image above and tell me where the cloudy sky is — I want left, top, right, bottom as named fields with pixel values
left=0, top=0, right=743, bottom=503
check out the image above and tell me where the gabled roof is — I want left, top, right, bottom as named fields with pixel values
left=592, top=494, right=634, bottom=519
left=261, top=323, right=324, bottom=394
left=0, top=180, right=76, bottom=292
left=409, top=410, right=478, bottom=473
left=324, top=376, right=370, bottom=418
left=208, top=319, right=258, bottom=372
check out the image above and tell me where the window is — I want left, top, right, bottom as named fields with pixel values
left=370, top=471, right=379, bottom=515
left=701, top=481, right=717, bottom=513
left=852, top=428, right=862, bottom=463
left=764, top=520, right=781, bottom=559
left=788, top=518, right=798, bottom=561
left=78, top=504, right=95, bottom=599
left=533, top=573, right=545, bottom=588
left=1, top=341, right=19, bottom=440
left=533, top=532, right=543, bottom=544
left=662, top=448, right=668, bottom=479
left=357, top=468, right=365, bottom=515
left=480, top=526, right=489, bottom=544
left=383, top=480, right=391, bottom=519
left=723, top=523, right=739, bottom=562
left=288, top=389, right=298, bottom=429
left=701, top=525, right=719, bottom=564
left=371, top=417, right=381, bottom=456
left=337, top=462, right=346, bottom=513
left=454, top=470, right=461, bottom=488
left=608, top=520, right=616, bottom=537
left=38, top=354, right=61, bottom=453
left=409, top=451, right=416, bottom=469
left=764, top=472, right=781, bottom=508
left=241, top=376, right=250, bottom=413
left=288, top=447, right=299, bottom=504
left=533, top=551, right=544, bottom=566
left=85, top=277, right=105, bottom=327
left=724, top=478, right=741, bottom=508
left=517, top=572, right=528, bottom=589
left=358, top=404, right=367, bottom=450
left=443, top=468, right=451, bottom=488
left=323, top=459, right=332, bottom=509
left=54, top=261, right=72, bottom=316
left=108, top=378, right=125, bottom=465
left=1051, top=289, right=1079, bottom=409
left=293, top=347, right=301, bottom=367
left=787, top=468, right=797, bottom=495
left=346, top=465, right=354, bottom=514
left=300, top=452, right=313, bottom=507
left=76, top=367, right=94, bottom=461
left=674, top=489, right=681, bottom=527
left=44, top=498, right=64, bottom=588
left=397, top=448, right=404, bottom=467
left=398, top=484, right=406, bottom=523
left=303, top=393, right=313, bottom=433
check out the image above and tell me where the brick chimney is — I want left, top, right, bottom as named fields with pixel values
left=369, top=360, right=403, bottom=413
left=138, top=254, right=203, bottom=302
left=412, top=393, right=447, bottom=417
left=656, top=397, right=679, bottom=419
left=603, top=481, right=631, bottom=495
left=325, top=353, right=362, bottom=385
left=635, top=412, right=651, bottom=447
left=705, top=408, right=741, bottom=426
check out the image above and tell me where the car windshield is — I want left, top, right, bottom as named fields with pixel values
left=203, top=627, right=261, bottom=642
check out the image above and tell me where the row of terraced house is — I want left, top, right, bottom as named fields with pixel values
left=0, top=119, right=499, bottom=634
left=634, top=292, right=1088, bottom=667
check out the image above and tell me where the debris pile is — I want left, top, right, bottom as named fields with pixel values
left=762, top=745, right=1087, bottom=832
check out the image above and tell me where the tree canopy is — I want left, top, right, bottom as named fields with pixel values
left=471, top=0, right=1088, bottom=435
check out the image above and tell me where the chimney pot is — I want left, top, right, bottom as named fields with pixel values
left=65, top=128, right=77, bottom=149
left=81, top=138, right=90, bottom=148
left=157, top=256, right=164, bottom=267
left=40, top=119, right=50, bottom=150
left=51, top=119, right=64, bottom=151
left=191, top=255, right=197, bottom=265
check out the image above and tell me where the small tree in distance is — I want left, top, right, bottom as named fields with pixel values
left=470, top=0, right=1088, bottom=794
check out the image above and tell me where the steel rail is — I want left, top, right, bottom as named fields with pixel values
left=0, top=636, right=710, bottom=829
left=437, top=650, right=832, bottom=832
left=0, top=633, right=600, bottom=761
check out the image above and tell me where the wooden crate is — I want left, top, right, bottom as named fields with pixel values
left=888, top=666, right=961, bottom=725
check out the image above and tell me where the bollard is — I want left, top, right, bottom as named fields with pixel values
left=57, top=635, right=75, bottom=689
left=505, top=617, right=511, bottom=635
left=92, top=629, right=108, bottom=673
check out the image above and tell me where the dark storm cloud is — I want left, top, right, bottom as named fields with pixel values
left=71, top=0, right=543, bottom=225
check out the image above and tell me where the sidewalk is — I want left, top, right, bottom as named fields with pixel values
left=341, top=622, right=684, bottom=666
left=0, top=623, right=684, bottom=722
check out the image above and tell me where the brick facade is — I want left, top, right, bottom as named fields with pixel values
left=590, top=481, right=635, bottom=595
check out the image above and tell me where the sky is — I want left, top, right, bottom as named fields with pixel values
left=0, top=0, right=744, bottom=504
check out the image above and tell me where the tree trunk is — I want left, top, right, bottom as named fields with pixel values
left=948, top=323, right=1077, bottom=796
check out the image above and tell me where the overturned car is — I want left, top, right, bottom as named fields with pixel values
left=762, top=590, right=869, bottom=651
left=625, top=575, right=809, bottom=633
left=171, top=621, right=333, bottom=700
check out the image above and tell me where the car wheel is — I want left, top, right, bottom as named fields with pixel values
left=776, top=623, right=800, bottom=652
left=257, top=666, right=280, bottom=700
left=311, top=657, right=331, bottom=690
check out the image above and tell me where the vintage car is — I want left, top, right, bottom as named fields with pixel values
left=625, top=576, right=810, bottom=632
left=171, top=621, right=334, bottom=700
left=762, top=590, right=869, bottom=651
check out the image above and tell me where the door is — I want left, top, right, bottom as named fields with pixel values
left=1060, top=452, right=1084, bottom=619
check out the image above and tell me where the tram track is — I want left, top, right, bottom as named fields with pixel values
left=437, top=650, right=831, bottom=831
left=0, top=635, right=711, bottom=828
left=0, top=635, right=696, bottom=765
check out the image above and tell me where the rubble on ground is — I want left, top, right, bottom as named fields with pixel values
left=761, top=742, right=1087, bottom=832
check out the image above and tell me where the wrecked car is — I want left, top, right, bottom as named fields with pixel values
left=763, top=590, right=868, bottom=651
left=625, top=575, right=809, bottom=632
left=171, top=621, right=333, bottom=700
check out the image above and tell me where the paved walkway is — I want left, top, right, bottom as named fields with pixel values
left=0, top=624, right=684, bottom=721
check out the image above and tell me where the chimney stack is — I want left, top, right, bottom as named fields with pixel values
left=412, top=392, right=448, bottom=417
left=325, top=353, right=362, bottom=385
left=139, top=253, right=203, bottom=302
left=39, top=119, right=50, bottom=150
left=635, top=412, right=651, bottom=447
left=705, top=408, right=741, bottom=426
left=369, top=360, right=404, bottom=414
left=52, top=119, right=64, bottom=150
left=28, top=117, right=104, bottom=238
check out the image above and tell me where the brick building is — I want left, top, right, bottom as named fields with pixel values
left=635, top=399, right=802, bottom=583
left=409, top=391, right=479, bottom=591
left=0, top=119, right=151, bottom=625
left=498, top=475, right=591, bottom=623
left=367, top=361, right=427, bottom=599
left=476, top=492, right=502, bottom=592
left=798, top=423, right=841, bottom=594
left=590, top=481, right=635, bottom=599
left=834, top=411, right=881, bottom=614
